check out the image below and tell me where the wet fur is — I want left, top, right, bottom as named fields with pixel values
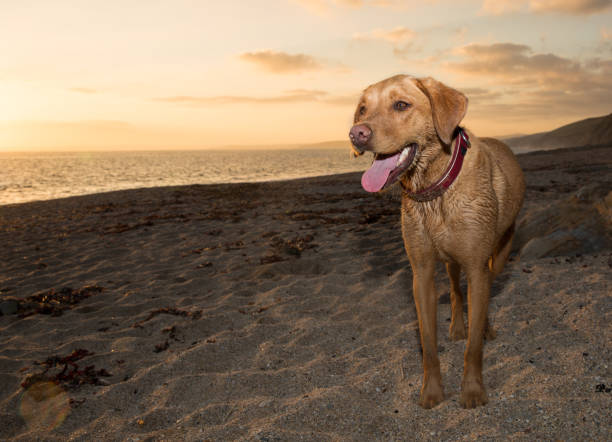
left=352, top=75, right=525, bottom=408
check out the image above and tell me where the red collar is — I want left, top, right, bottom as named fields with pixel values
left=402, top=128, right=470, bottom=202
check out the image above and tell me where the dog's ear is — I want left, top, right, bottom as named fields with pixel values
left=415, top=77, right=468, bottom=145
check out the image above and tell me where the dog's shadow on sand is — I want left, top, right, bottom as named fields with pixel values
left=437, top=254, right=516, bottom=308
left=353, top=218, right=516, bottom=325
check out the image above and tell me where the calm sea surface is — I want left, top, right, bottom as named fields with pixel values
left=0, top=149, right=371, bottom=205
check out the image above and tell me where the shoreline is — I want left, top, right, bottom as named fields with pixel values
left=0, top=170, right=364, bottom=208
left=2, top=144, right=610, bottom=208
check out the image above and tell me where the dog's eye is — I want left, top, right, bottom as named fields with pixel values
left=359, top=105, right=366, bottom=116
left=393, top=101, right=410, bottom=111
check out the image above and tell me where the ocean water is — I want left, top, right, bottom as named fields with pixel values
left=0, top=149, right=371, bottom=205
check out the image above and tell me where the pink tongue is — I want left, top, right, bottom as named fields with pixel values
left=361, top=153, right=400, bottom=192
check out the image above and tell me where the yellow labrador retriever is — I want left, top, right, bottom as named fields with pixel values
left=349, top=75, right=525, bottom=408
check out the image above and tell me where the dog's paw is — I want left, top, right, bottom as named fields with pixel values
left=449, top=321, right=467, bottom=341
left=460, top=381, right=488, bottom=408
left=419, top=383, right=444, bottom=409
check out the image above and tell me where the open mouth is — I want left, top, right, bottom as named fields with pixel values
left=361, top=143, right=417, bottom=192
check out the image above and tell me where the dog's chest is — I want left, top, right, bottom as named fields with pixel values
left=401, top=199, right=464, bottom=261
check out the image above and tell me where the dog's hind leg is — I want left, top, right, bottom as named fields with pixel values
left=446, top=262, right=467, bottom=341
left=483, top=223, right=516, bottom=341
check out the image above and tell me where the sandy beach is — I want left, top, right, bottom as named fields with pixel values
left=1, top=145, right=610, bottom=441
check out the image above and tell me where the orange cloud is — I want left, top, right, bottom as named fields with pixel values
left=353, top=26, right=415, bottom=44
left=353, top=26, right=418, bottom=58
left=481, top=0, right=612, bottom=15
left=451, top=43, right=581, bottom=80
left=480, top=0, right=525, bottom=15
left=154, top=89, right=357, bottom=106
left=448, top=42, right=612, bottom=120
left=460, top=87, right=504, bottom=102
left=530, top=0, right=612, bottom=14
left=155, top=90, right=328, bottom=105
left=336, top=0, right=364, bottom=6
left=239, top=50, right=323, bottom=73
left=293, top=0, right=408, bottom=15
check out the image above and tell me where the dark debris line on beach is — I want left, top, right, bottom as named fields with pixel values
left=0, top=286, right=104, bottom=318
left=21, top=349, right=111, bottom=390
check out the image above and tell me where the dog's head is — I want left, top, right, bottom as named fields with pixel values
left=349, top=75, right=468, bottom=192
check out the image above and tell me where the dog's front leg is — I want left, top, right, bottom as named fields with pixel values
left=460, top=264, right=490, bottom=408
left=411, top=260, right=444, bottom=408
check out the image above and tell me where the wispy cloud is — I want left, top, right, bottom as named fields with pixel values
left=336, top=0, right=364, bottom=7
left=16, top=119, right=133, bottom=128
left=353, top=26, right=418, bottom=58
left=239, top=50, right=323, bottom=74
left=481, top=0, right=612, bottom=15
left=460, top=87, right=504, bottom=102
left=293, top=0, right=408, bottom=15
left=353, top=27, right=415, bottom=44
left=530, top=0, right=612, bottom=14
left=301, top=0, right=612, bottom=16
left=599, top=26, right=612, bottom=54
left=322, top=93, right=360, bottom=105
left=154, top=89, right=357, bottom=106
left=480, top=0, right=525, bottom=15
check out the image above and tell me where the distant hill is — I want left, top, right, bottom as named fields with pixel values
left=308, top=113, right=612, bottom=153
left=504, top=113, right=612, bottom=152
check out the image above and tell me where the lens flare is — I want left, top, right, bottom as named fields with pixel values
left=19, top=382, right=70, bottom=431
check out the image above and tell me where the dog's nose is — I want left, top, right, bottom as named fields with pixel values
left=349, top=124, right=372, bottom=150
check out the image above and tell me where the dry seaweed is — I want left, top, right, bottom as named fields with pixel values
left=21, top=349, right=111, bottom=390
left=153, top=340, right=170, bottom=353
left=259, top=254, right=285, bottom=265
left=17, top=286, right=104, bottom=318
left=270, top=235, right=316, bottom=257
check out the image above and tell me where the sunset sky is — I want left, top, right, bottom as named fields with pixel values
left=1, top=0, right=611, bottom=150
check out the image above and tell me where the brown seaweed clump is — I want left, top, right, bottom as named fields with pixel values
left=21, top=349, right=111, bottom=390
left=17, top=286, right=104, bottom=318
